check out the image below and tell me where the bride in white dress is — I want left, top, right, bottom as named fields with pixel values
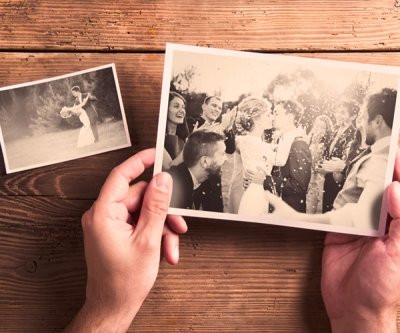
left=60, top=95, right=95, bottom=148
left=228, top=97, right=292, bottom=216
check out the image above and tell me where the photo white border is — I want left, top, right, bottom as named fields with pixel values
left=155, top=43, right=400, bottom=237
left=0, top=63, right=131, bottom=173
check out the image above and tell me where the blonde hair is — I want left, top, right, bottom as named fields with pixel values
left=235, top=97, right=272, bottom=135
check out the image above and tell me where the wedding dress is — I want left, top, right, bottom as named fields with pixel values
left=77, top=109, right=95, bottom=148
left=237, top=136, right=276, bottom=216
left=235, top=133, right=293, bottom=216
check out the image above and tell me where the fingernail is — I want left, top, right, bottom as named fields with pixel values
left=155, top=172, right=172, bottom=192
left=174, top=244, right=179, bottom=262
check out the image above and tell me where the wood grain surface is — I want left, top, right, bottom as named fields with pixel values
left=0, top=0, right=399, bottom=52
left=0, top=1, right=400, bottom=332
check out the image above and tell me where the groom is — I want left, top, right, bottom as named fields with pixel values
left=263, top=100, right=312, bottom=212
left=71, top=86, right=100, bottom=142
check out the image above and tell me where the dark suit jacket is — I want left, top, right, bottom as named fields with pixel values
left=264, top=138, right=312, bottom=212
left=167, top=163, right=195, bottom=210
left=323, top=124, right=356, bottom=212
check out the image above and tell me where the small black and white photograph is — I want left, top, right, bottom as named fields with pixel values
left=0, top=64, right=131, bottom=173
left=154, top=43, right=400, bottom=236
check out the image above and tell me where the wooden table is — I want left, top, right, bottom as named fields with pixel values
left=0, top=1, right=399, bottom=331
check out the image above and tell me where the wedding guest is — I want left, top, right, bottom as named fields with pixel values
left=267, top=88, right=396, bottom=231
left=183, top=95, right=236, bottom=212
left=71, top=86, right=100, bottom=142
left=167, top=130, right=227, bottom=210
left=164, top=92, right=189, bottom=169
left=263, top=100, right=312, bottom=212
left=320, top=100, right=359, bottom=212
left=306, top=115, right=333, bottom=213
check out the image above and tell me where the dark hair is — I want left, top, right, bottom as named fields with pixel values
left=203, top=95, right=221, bottom=105
left=168, top=91, right=189, bottom=140
left=169, top=91, right=186, bottom=106
left=275, top=100, right=303, bottom=126
left=71, top=86, right=81, bottom=93
left=366, top=88, right=397, bottom=129
left=183, top=130, right=225, bottom=168
left=341, top=100, right=360, bottom=119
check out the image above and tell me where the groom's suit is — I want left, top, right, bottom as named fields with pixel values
left=264, top=136, right=312, bottom=212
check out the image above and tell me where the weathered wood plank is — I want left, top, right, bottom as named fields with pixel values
left=0, top=195, right=330, bottom=332
left=0, top=52, right=399, bottom=198
left=0, top=0, right=399, bottom=51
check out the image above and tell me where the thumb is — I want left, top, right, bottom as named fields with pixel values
left=135, top=172, right=172, bottom=245
left=388, top=181, right=400, bottom=220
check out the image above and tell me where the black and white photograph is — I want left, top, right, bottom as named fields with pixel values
left=0, top=64, right=131, bottom=173
left=154, top=43, right=400, bottom=236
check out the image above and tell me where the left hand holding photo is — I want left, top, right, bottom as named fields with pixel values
left=64, top=148, right=187, bottom=333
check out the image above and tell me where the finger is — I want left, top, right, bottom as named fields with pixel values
left=387, top=219, right=400, bottom=247
left=121, top=181, right=148, bottom=213
left=98, top=148, right=155, bottom=204
left=324, top=232, right=360, bottom=246
left=265, top=191, right=284, bottom=208
left=394, top=149, right=400, bottom=181
left=388, top=181, right=400, bottom=220
left=167, top=215, right=188, bottom=234
left=135, top=172, right=172, bottom=244
left=162, top=225, right=180, bottom=265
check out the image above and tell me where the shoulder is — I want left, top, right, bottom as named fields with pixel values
left=291, top=138, right=310, bottom=150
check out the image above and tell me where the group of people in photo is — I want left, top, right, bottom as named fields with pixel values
left=163, top=86, right=396, bottom=230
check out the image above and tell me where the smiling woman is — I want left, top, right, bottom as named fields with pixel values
left=164, top=91, right=189, bottom=161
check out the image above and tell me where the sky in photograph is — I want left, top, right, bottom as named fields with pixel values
left=172, top=50, right=399, bottom=102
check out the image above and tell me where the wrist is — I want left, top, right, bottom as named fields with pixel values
left=330, top=308, right=398, bottom=333
left=65, top=300, right=137, bottom=333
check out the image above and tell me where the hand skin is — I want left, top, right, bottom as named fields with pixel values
left=320, top=158, right=346, bottom=173
left=321, top=151, right=400, bottom=333
left=65, top=148, right=187, bottom=333
left=267, top=151, right=400, bottom=332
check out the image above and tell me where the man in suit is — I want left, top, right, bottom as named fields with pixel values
left=71, top=85, right=100, bottom=142
left=264, top=100, right=312, bottom=212
left=167, top=130, right=227, bottom=210
left=267, top=88, right=396, bottom=231
left=320, top=100, right=359, bottom=212
left=184, top=96, right=235, bottom=212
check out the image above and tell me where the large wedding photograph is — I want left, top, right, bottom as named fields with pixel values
left=0, top=64, right=131, bottom=173
left=155, top=44, right=400, bottom=236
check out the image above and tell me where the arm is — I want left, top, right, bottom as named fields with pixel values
left=65, top=149, right=187, bottom=332
left=321, top=152, right=400, bottom=333
left=267, top=140, right=312, bottom=195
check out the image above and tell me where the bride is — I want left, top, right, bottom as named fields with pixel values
left=228, top=97, right=292, bottom=216
left=60, top=94, right=95, bottom=148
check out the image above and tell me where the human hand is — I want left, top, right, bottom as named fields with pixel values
left=65, top=148, right=187, bottom=333
left=245, top=167, right=268, bottom=185
left=321, top=151, right=400, bottom=333
left=264, top=191, right=300, bottom=220
left=320, top=158, right=346, bottom=173
left=220, top=106, right=237, bottom=131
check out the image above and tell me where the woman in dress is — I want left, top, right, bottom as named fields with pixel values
left=227, top=97, right=291, bottom=215
left=60, top=94, right=95, bottom=148
left=163, top=91, right=189, bottom=169
left=306, top=115, right=333, bottom=213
